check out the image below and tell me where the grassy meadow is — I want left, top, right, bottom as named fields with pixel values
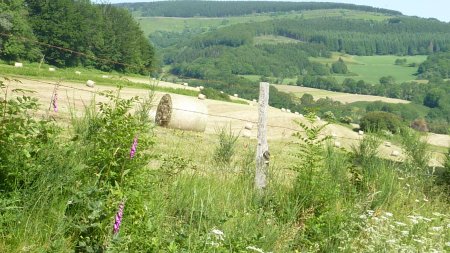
left=137, top=9, right=391, bottom=36
left=0, top=82, right=449, bottom=251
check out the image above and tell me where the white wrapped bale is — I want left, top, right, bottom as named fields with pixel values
left=183, top=82, right=188, bottom=86
left=75, top=71, right=81, bottom=75
left=14, top=62, right=23, bottom=67
left=155, top=94, right=207, bottom=132
left=358, top=130, right=364, bottom=135
left=48, top=67, right=56, bottom=72
left=197, top=94, right=206, bottom=100
left=86, top=80, right=95, bottom=88
left=242, top=129, right=252, bottom=138
left=233, top=94, right=239, bottom=98
left=391, top=150, right=400, bottom=157
left=244, top=123, right=253, bottom=130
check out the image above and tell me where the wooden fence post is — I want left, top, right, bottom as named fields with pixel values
left=255, top=82, right=270, bottom=193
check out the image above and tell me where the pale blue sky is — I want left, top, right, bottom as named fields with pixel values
left=106, top=0, right=450, bottom=22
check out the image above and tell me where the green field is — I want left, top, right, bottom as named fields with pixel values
left=312, top=53, right=428, bottom=84
left=137, top=9, right=391, bottom=36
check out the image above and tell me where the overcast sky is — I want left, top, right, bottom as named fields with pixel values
left=105, top=0, right=450, bottom=22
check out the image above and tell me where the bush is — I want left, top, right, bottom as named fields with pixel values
left=201, top=87, right=231, bottom=102
left=359, top=111, right=403, bottom=133
left=339, top=116, right=353, bottom=124
left=213, top=125, right=240, bottom=166
left=410, top=118, right=429, bottom=132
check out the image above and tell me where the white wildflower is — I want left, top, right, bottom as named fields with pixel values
left=246, top=246, right=265, bottom=253
left=367, top=210, right=374, bottom=216
left=432, top=212, right=443, bottom=217
left=415, top=199, right=420, bottom=202
left=359, top=214, right=367, bottom=220
left=401, top=230, right=409, bottom=236
left=394, top=221, right=407, bottom=227
left=386, top=239, right=396, bottom=244
left=445, top=241, right=450, bottom=247
left=398, top=177, right=405, bottom=180
left=413, top=238, right=424, bottom=244
left=384, top=212, right=393, bottom=217
left=211, top=229, right=225, bottom=241
left=431, top=226, right=443, bottom=232
left=209, top=241, right=220, bottom=248
left=423, top=198, right=429, bottom=202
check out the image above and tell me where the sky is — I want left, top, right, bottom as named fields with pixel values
left=106, top=0, right=450, bottom=22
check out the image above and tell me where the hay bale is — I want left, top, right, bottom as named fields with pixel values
left=299, top=114, right=304, bottom=117
left=242, top=129, right=252, bottom=138
left=385, top=141, right=392, bottom=147
left=358, top=130, right=364, bottom=135
left=287, top=109, right=291, bottom=113
left=391, top=150, right=400, bottom=157
left=334, top=141, right=341, bottom=148
left=331, top=132, right=337, bottom=138
left=14, top=62, right=23, bottom=67
left=199, top=86, right=204, bottom=90
left=316, top=116, right=321, bottom=121
left=102, top=75, right=109, bottom=78
left=233, top=94, right=239, bottom=98
left=48, top=67, right=56, bottom=72
left=244, top=123, right=253, bottom=130
left=155, top=94, right=207, bottom=132
left=281, top=108, right=286, bottom=112
left=220, top=91, right=224, bottom=94
left=75, top=71, right=81, bottom=75
left=183, top=82, right=188, bottom=86
left=198, top=94, right=206, bottom=100
left=294, top=112, right=299, bottom=115
left=86, top=80, right=95, bottom=88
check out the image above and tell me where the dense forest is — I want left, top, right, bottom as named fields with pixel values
left=118, top=1, right=402, bottom=17
left=0, top=0, right=154, bottom=73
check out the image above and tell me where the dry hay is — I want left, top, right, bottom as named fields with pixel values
left=155, top=94, right=208, bottom=132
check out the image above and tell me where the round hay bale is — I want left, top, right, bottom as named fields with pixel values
left=331, top=132, right=337, bottom=138
left=75, top=71, right=81, bottom=75
left=334, top=141, right=341, bottom=148
left=391, top=150, right=400, bottom=157
left=233, top=94, right=239, bottom=98
left=244, top=123, right=253, bottom=130
left=198, top=94, right=206, bottom=100
left=86, top=80, right=95, bottom=88
left=48, top=67, right=56, bottom=72
left=287, top=109, right=291, bottom=113
left=102, top=75, right=109, bottom=78
left=242, top=129, right=252, bottom=138
left=252, top=99, right=257, bottom=103
left=220, top=91, right=224, bottom=94
left=199, top=86, right=204, bottom=90
left=358, top=130, right=364, bottom=135
left=299, top=114, right=304, bottom=117
left=14, top=62, right=23, bottom=67
left=155, top=94, right=207, bottom=132
left=183, top=82, right=188, bottom=86
left=281, top=108, right=286, bottom=112
left=294, top=111, right=299, bottom=115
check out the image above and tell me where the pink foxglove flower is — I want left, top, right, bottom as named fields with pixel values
left=129, top=136, right=138, bottom=159
left=113, top=201, right=125, bottom=234
left=52, top=92, right=58, bottom=112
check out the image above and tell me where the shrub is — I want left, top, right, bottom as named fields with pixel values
left=360, top=111, right=403, bottom=133
left=202, top=87, right=231, bottom=102
left=339, top=116, right=353, bottom=124
left=410, top=118, right=428, bottom=132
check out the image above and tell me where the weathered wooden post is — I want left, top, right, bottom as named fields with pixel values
left=255, top=82, right=270, bottom=193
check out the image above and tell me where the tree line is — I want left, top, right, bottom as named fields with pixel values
left=0, top=0, right=154, bottom=73
left=118, top=1, right=401, bottom=17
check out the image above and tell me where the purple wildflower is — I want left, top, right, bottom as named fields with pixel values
left=52, top=92, right=58, bottom=112
left=113, top=201, right=125, bottom=235
left=129, top=136, right=138, bottom=159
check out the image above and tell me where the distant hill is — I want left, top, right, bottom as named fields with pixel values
left=117, top=1, right=402, bottom=17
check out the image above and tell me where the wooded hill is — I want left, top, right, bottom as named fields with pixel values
left=0, top=0, right=154, bottom=73
left=118, top=1, right=402, bottom=17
